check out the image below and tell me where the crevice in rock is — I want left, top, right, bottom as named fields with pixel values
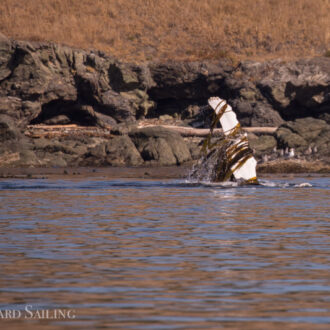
left=146, top=98, right=216, bottom=128
left=146, top=99, right=194, bottom=117
left=30, top=99, right=98, bottom=126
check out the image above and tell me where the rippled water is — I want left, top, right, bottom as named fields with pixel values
left=0, top=175, right=329, bottom=329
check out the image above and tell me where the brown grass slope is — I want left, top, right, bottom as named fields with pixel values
left=0, top=0, right=329, bottom=62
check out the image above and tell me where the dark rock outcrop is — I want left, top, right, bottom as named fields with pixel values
left=275, top=117, right=329, bottom=156
left=0, top=34, right=329, bottom=169
left=2, top=34, right=329, bottom=130
left=255, top=58, right=330, bottom=120
left=0, top=35, right=155, bottom=128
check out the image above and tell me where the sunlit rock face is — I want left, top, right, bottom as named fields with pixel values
left=0, top=34, right=329, bottom=169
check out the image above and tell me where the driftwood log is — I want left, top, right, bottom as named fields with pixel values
left=136, top=124, right=277, bottom=137
left=24, top=124, right=277, bottom=139
left=25, top=124, right=112, bottom=138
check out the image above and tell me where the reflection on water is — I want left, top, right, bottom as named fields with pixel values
left=0, top=176, right=329, bottom=329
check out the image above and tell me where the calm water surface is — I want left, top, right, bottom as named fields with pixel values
left=0, top=175, right=329, bottom=329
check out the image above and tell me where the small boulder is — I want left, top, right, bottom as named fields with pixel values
left=139, top=137, right=177, bottom=165
left=275, top=127, right=308, bottom=149
left=282, top=117, right=327, bottom=141
left=276, top=117, right=329, bottom=150
left=129, top=126, right=191, bottom=165
left=250, top=104, right=284, bottom=127
left=249, top=135, right=277, bottom=155
left=105, top=135, right=143, bottom=166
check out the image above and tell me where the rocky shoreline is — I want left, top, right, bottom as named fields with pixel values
left=0, top=34, right=329, bottom=173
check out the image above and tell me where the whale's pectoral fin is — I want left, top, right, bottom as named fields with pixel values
left=207, top=97, right=258, bottom=184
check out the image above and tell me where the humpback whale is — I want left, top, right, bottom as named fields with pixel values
left=190, top=97, right=258, bottom=184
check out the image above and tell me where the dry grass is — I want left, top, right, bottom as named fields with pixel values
left=0, top=0, right=329, bottom=62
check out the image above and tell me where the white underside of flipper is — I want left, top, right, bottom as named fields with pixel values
left=232, top=157, right=257, bottom=181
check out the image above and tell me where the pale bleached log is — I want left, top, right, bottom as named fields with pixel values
left=26, top=124, right=79, bottom=129
left=243, top=127, right=277, bottom=134
left=136, top=124, right=277, bottom=136
left=25, top=123, right=277, bottom=138
left=24, top=124, right=111, bottom=138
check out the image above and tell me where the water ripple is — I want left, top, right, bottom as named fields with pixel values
left=0, top=175, right=329, bottom=329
